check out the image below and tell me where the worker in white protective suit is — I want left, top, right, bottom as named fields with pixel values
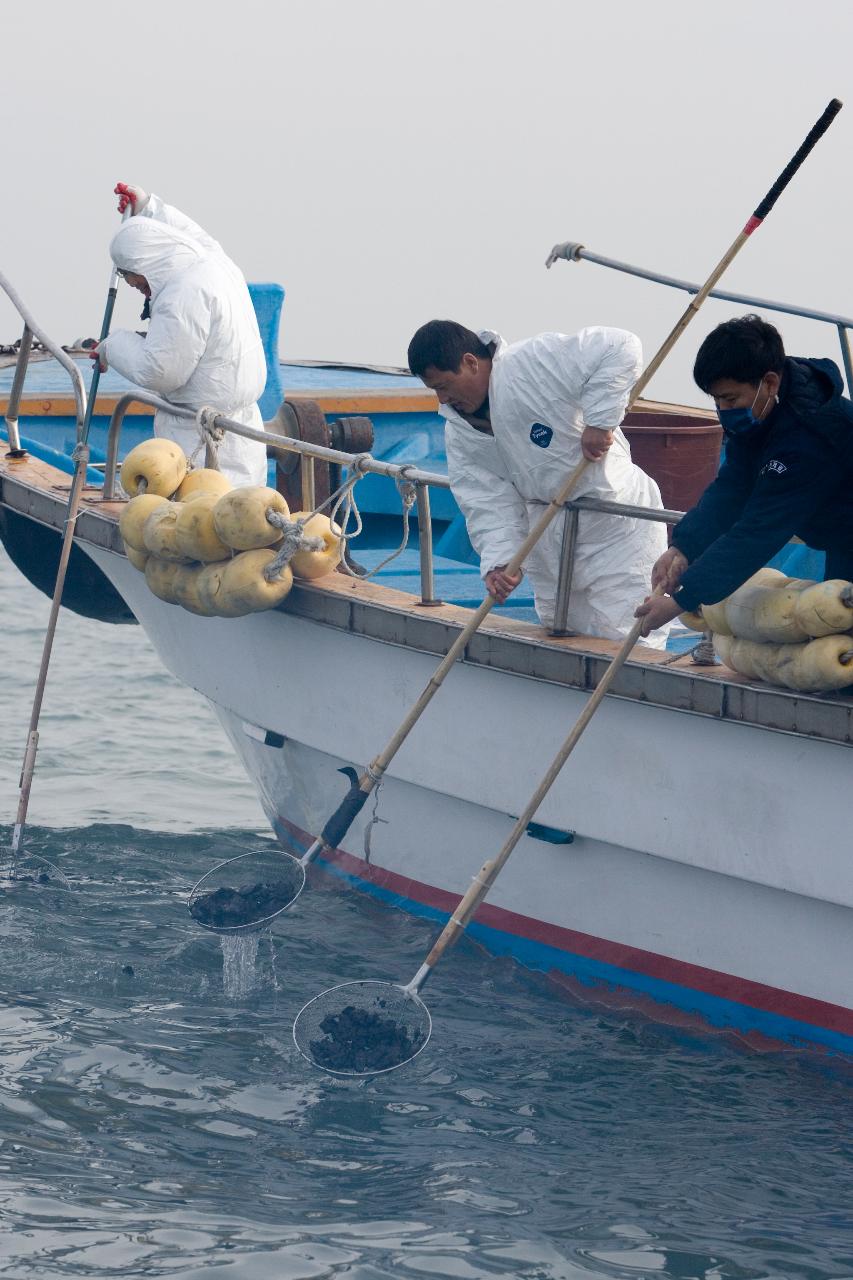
left=91, top=182, right=268, bottom=488
left=407, top=320, right=670, bottom=647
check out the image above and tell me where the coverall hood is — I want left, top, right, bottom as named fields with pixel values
left=109, top=217, right=206, bottom=300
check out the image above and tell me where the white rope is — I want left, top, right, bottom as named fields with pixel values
left=660, top=630, right=718, bottom=667
left=262, top=510, right=325, bottom=581
left=189, top=405, right=225, bottom=470
left=334, top=464, right=418, bottom=581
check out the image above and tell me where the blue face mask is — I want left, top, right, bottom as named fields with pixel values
left=716, top=381, right=774, bottom=436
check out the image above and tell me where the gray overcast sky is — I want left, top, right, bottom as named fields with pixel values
left=3, top=0, right=852, bottom=407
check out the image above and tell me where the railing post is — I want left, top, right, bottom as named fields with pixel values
left=300, top=455, right=316, bottom=512
left=4, top=325, right=33, bottom=456
left=102, top=397, right=135, bottom=500
left=415, top=483, right=442, bottom=607
left=549, top=505, right=579, bottom=637
left=837, top=324, right=853, bottom=399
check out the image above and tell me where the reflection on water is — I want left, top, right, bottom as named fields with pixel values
left=1, top=554, right=853, bottom=1278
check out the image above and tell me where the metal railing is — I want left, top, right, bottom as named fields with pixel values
left=0, top=271, right=88, bottom=451
left=551, top=497, right=684, bottom=637
left=555, top=241, right=853, bottom=397
left=102, top=390, right=453, bottom=608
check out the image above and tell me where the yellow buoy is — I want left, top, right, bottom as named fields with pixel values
left=144, top=557, right=185, bottom=604
left=118, top=493, right=170, bottom=552
left=142, top=504, right=191, bottom=562
left=724, top=584, right=810, bottom=644
left=703, top=567, right=804, bottom=643
left=784, top=634, right=853, bottom=691
left=120, top=438, right=188, bottom=498
left=175, top=468, right=232, bottom=503
left=124, top=543, right=149, bottom=572
left=218, top=549, right=294, bottom=612
left=196, top=563, right=248, bottom=617
left=172, top=564, right=218, bottom=616
left=212, top=486, right=290, bottom=551
left=701, top=601, right=731, bottom=636
left=174, top=494, right=232, bottom=563
left=288, top=511, right=344, bottom=580
left=713, top=633, right=734, bottom=668
left=678, top=608, right=706, bottom=633
left=793, top=579, right=853, bottom=637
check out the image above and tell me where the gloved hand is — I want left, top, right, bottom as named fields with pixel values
left=114, top=182, right=149, bottom=215
left=86, top=343, right=108, bottom=373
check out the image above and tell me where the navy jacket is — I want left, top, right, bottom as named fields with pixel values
left=672, top=357, right=853, bottom=611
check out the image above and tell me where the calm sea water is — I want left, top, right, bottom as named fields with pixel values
left=0, top=548, right=851, bottom=1279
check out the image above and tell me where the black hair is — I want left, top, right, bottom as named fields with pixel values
left=693, top=314, right=786, bottom=393
left=407, top=320, right=491, bottom=378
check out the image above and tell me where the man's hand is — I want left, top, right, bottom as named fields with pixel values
left=87, top=344, right=108, bottom=373
left=114, top=182, right=149, bottom=215
left=485, top=566, right=522, bottom=603
left=651, top=546, right=688, bottom=593
left=635, top=594, right=682, bottom=636
left=581, top=425, right=614, bottom=461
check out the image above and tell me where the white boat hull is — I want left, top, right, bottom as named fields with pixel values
left=84, top=544, right=853, bottom=1055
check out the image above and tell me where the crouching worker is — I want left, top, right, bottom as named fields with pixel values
left=636, top=314, right=853, bottom=636
left=91, top=182, right=268, bottom=488
left=407, top=320, right=670, bottom=647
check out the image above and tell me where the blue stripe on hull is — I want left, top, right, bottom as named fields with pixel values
left=299, top=841, right=853, bottom=1059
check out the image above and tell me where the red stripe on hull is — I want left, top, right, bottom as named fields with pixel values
left=278, top=817, right=853, bottom=1038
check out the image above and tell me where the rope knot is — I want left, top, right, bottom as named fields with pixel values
left=262, top=509, right=325, bottom=581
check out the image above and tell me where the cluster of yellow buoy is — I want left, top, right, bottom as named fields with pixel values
left=117, top=439, right=343, bottom=617
left=681, top=567, right=853, bottom=692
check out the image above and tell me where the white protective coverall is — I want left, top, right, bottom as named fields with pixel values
left=100, top=195, right=268, bottom=487
left=442, top=327, right=669, bottom=647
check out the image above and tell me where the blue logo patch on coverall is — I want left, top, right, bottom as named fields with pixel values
left=529, top=422, right=553, bottom=448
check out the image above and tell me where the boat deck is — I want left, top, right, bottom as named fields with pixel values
left=3, top=446, right=853, bottom=749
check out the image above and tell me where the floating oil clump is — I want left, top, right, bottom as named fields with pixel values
left=189, top=877, right=299, bottom=929
left=309, top=1003, right=426, bottom=1074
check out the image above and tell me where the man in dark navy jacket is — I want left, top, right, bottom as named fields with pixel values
left=636, top=314, right=853, bottom=635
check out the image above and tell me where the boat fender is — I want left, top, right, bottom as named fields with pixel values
left=781, top=634, right=853, bottom=692
left=288, top=511, right=344, bottom=580
left=196, top=562, right=251, bottom=617
left=172, top=564, right=219, bottom=616
left=174, top=494, right=232, bottom=563
left=703, top=568, right=797, bottom=637
left=712, top=633, right=734, bottom=667
left=142, top=503, right=192, bottom=562
left=701, top=600, right=732, bottom=635
left=678, top=609, right=706, bottom=632
left=724, top=584, right=810, bottom=644
left=144, top=557, right=185, bottom=604
left=118, top=493, right=170, bottom=552
left=120, top=438, right=188, bottom=498
left=212, top=486, right=291, bottom=551
left=217, top=548, right=294, bottom=613
left=793, top=579, right=853, bottom=637
left=124, top=544, right=149, bottom=572
left=779, top=576, right=817, bottom=591
left=175, top=468, right=232, bottom=503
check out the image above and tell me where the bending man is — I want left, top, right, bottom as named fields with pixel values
left=407, top=320, right=670, bottom=646
left=93, top=182, right=268, bottom=488
left=636, top=314, right=853, bottom=636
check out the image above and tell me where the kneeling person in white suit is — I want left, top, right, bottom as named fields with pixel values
left=407, top=320, right=670, bottom=647
left=92, top=182, right=268, bottom=489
